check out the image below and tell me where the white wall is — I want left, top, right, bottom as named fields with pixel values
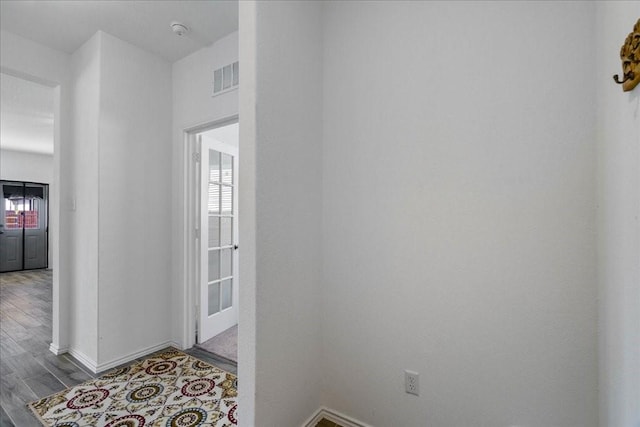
left=68, top=32, right=101, bottom=362
left=96, top=32, right=173, bottom=366
left=596, top=3, right=640, bottom=427
left=322, top=2, right=598, bottom=426
left=0, top=30, right=72, bottom=353
left=0, top=149, right=53, bottom=186
left=238, top=3, right=257, bottom=422
left=172, top=32, right=238, bottom=132
left=65, top=30, right=175, bottom=369
left=240, top=1, right=324, bottom=425
left=171, top=31, right=238, bottom=348
left=0, top=149, right=55, bottom=267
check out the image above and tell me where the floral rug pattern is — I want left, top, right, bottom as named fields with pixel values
left=28, top=349, right=237, bottom=427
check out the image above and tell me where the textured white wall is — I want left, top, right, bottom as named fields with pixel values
left=596, top=3, right=640, bottom=426
left=69, top=32, right=101, bottom=361
left=238, top=3, right=257, bottom=423
left=240, top=1, right=324, bottom=425
left=171, top=31, right=238, bottom=348
left=322, top=2, right=598, bottom=426
left=0, top=30, right=71, bottom=353
left=96, top=32, right=173, bottom=366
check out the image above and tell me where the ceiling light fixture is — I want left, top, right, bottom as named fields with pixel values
left=170, top=21, right=189, bottom=36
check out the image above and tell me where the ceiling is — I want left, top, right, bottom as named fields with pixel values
left=202, top=123, right=239, bottom=147
left=0, top=73, right=54, bottom=155
left=0, top=1, right=238, bottom=155
left=0, top=0, right=239, bottom=63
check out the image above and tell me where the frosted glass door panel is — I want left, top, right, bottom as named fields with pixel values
left=220, top=249, right=232, bottom=278
left=221, top=279, right=232, bottom=310
left=208, top=250, right=220, bottom=283
left=221, top=154, right=233, bottom=184
left=208, top=217, right=220, bottom=247
left=220, top=217, right=232, bottom=246
left=208, top=283, right=220, bottom=316
left=208, top=184, right=220, bottom=214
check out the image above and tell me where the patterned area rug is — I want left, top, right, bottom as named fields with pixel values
left=28, top=349, right=237, bottom=427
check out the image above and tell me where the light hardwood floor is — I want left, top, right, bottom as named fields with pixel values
left=0, top=269, right=236, bottom=427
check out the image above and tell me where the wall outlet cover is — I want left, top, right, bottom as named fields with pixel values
left=405, top=370, right=419, bottom=396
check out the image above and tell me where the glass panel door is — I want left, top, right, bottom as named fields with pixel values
left=23, top=183, right=48, bottom=270
left=0, top=182, right=24, bottom=272
left=199, top=134, right=239, bottom=342
left=0, top=181, right=49, bottom=272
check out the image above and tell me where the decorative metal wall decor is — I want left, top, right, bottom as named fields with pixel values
left=613, top=18, right=640, bottom=92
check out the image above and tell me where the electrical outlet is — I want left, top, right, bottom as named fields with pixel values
left=405, top=370, right=419, bottom=396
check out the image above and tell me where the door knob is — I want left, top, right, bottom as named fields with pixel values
left=234, top=245, right=239, bottom=250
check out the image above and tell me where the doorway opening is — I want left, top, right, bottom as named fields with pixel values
left=186, top=119, right=239, bottom=364
left=0, top=70, right=65, bottom=358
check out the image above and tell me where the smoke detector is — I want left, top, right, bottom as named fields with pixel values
left=170, top=21, right=189, bottom=36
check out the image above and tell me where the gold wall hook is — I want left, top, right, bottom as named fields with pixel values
left=613, top=18, right=640, bottom=92
left=613, top=71, right=635, bottom=85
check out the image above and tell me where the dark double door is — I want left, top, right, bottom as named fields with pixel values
left=0, top=181, right=49, bottom=272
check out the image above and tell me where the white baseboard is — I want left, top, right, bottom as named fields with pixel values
left=48, top=342, right=68, bottom=356
left=303, top=407, right=373, bottom=427
left=67, top=348, right=98, bottom=373
left=64, top=341, right=180, bottom=374
left=94, top=341, right=178, bottom=373
left=167, top=340, right=185, bottom=351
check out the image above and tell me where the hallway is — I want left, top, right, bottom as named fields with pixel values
left=0, top=269, right=80, bottom=426
left=0, top=270, right=237, bottom=426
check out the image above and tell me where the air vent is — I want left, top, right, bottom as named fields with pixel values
left=213, top=61, right=239, bottom=96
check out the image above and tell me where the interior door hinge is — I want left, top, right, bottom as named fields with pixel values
left=195, top=228, right=200, bottom=239
left=193, top=152, right=200, bottom=163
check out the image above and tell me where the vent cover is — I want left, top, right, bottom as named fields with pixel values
left=213, top=61, right=239, bottom=96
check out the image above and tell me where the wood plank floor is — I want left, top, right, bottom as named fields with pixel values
left=0, top=269, right=237, bottom=427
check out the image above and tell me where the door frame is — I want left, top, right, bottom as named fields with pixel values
left=0, top=67, right=65, bottom=354
left=182, top=115, right=239, bottom=350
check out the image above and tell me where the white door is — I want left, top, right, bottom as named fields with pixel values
left=199, top=136, right=239, bottom=342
